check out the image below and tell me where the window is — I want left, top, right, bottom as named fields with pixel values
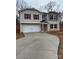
left=50, top=24, right=53, bottom=28
left=54, top=15, right=58, bottom=21
left=49, top=15, right=58, bottom=21
left=33, top=14, right=39, bottom=19
left=54, top=16, right=56, bottom=19
left=42, top=14, right=47, bottom=20
left=50, top=15, right=53, bottom=20
left=54, top=24, right=57, bottom=28
left=24, top=14, right=31, bottom=19
left=50, top=24, right=57, bottom=29
left=56, top=15, right=58, bottom=20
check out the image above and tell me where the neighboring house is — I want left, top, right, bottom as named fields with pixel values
left=19, top=8, right=61, bottom=33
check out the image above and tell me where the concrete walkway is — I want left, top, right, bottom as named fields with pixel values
left=16, top=33, right=59, bottom=59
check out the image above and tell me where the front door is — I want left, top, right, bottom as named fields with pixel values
left=44, top=24, right=47, bottom=32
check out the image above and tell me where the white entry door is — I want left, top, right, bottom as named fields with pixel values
left=22, top=24, right=41, bottom=32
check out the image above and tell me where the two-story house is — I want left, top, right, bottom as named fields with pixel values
left=19, top=8, right=61, bottom=33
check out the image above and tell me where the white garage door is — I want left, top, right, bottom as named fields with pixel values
left=22, top=24, right=41, bottom=32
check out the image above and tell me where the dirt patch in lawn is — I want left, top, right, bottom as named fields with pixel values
left=48, top=30, right=63, bottom=59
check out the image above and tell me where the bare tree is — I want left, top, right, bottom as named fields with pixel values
left=54, top=4, right=60, bottom=12
left=39, top=5, right=45, bottom=12
left=45, top=1, right=56, bottom=12
left=16, top=0, right=28, bottom=23
left=16, top=0, right=27, bottom=11
left=44, top=1, right=62, bottom=12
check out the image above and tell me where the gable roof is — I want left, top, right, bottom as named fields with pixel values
left=19, top=8, right=41, bottom=13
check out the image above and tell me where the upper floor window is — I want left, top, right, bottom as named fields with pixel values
left=50, top=15, right=53, bottom=20
left=42, top=14, right=47, bottom=20
left=49, top=15, right=58, bottom=21
left=24, top=14, right=31, bottom=19
left=33, top=14, right=39, bottom=19
left=54, top=15, right=58, bottom=21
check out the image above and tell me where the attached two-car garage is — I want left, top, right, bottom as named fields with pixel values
left=21, top=24, right=41, bottom=32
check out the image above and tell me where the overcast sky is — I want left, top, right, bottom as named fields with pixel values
left=17, top=0, right=63, bottom=12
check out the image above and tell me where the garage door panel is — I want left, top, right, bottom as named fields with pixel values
left=22, top=25, right=41, bottom=32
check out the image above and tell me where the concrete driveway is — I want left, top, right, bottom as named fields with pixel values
left=16, top=33, right=59, bottom=59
